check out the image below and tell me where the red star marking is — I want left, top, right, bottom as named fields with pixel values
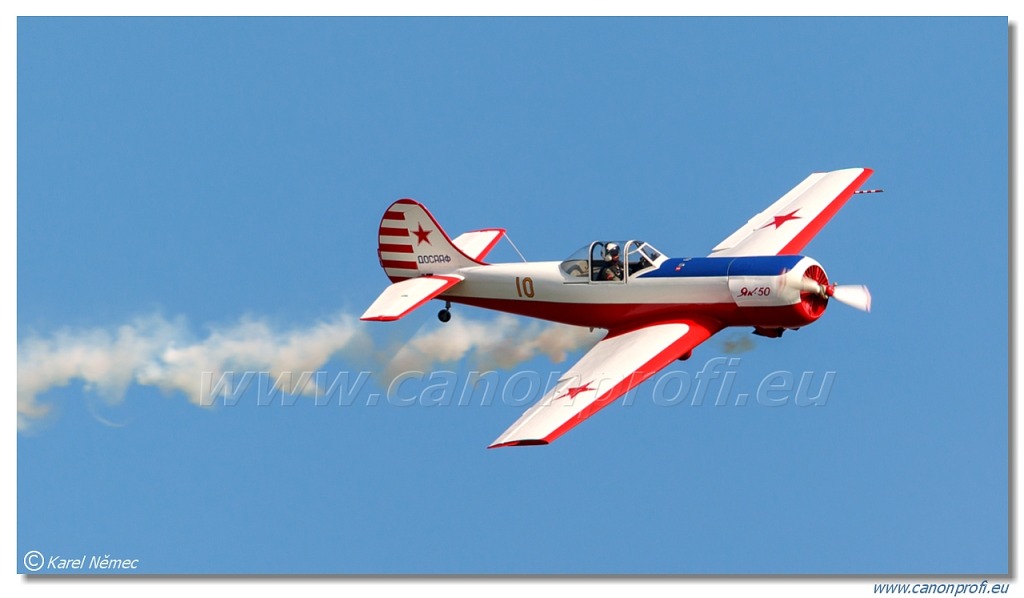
left=554, top=382, right=595, bottom=401
left=759, top=209, right=802, bottom=230
left=413, top=223, right=432, bottom=245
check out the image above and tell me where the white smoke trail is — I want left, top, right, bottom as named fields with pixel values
left=17, top=311, right=369, bottom=430
left=18, top=310, right=600, bottom=430
left=383, top=314, right=601, bottom=381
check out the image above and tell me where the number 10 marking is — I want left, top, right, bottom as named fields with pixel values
left=515, top=276, right=535, bottom=298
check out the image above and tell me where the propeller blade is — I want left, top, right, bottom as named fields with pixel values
left=829, top=285, right=872, bottom=313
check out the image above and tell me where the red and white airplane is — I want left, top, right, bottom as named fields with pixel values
left=362, top=168, right=877, bottom=448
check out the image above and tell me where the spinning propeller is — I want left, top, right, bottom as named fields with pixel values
left=797, top=278, right=872, bottom=313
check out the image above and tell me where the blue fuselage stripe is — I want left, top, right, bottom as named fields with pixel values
left=639, top=255, right=805, bottom=279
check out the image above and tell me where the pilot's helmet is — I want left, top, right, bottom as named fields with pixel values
left=604, top=242, right=620, bottom=262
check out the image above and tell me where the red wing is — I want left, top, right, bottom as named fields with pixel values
left=709, top=168, right=873, bottom=257
left=489, top=319, right=720, bottom=448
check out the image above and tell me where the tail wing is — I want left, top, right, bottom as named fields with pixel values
left=376, top=199, right=505, bottom=282
left=366, top=199, right=503, bottom=322
left=451, top=229, right=506, bottom=262
left=360, top=274, right=464, bottom=321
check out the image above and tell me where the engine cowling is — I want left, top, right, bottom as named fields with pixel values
left=795, top=263, right=829, bottom=321
left=725, top=256, right=831, bottom=330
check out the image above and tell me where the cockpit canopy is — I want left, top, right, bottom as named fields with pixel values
left=559, top=240, right=664, bottom=282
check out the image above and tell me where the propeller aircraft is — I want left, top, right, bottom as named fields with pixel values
left=362, top=168, right=877, bottom=447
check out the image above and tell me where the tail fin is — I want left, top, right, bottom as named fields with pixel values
left=376, top=199, right=504, bottom=282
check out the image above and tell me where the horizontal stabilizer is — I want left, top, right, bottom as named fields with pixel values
left=452, top=229, right=506, bottom=262
left=360, top=275, right=464, bottom=322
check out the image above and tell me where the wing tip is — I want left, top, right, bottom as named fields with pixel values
left=848, top=166, right=874, bottom=182
left=814, top=167, right=873, bottom=175
left=487, top=439, right=550, bottom=449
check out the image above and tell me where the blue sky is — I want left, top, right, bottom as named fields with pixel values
left=15, top=16, right=1008, bottom=579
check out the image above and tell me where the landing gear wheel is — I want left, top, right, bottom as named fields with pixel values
left=438, top=309, right=451, bottom=323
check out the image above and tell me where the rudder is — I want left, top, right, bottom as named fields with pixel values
left=376, top=199, right=483, bottom=282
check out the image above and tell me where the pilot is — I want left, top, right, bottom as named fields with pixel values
left=598, top=242, right=623, bottom=281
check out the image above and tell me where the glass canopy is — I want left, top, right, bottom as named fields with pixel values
left=559, top=240, right=663, bottom=282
